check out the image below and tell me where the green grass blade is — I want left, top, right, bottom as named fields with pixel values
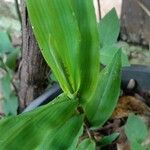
left=0, top=94, right=83, bottom=150
left=86, top=50, right=121, bottom=129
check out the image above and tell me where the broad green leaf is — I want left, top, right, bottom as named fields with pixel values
left=37, top=115, right=83, bottom=150
left=77, top=138, right=95, bottom=150
left=0, top=31, right=14, bottom=53
left=70, top=0, right=100, bottom=103
left=0, top=94, right=83, bottom=150
left=86, top=50, right=121, bottom=129
left=100, top=45, right=130, bottom=66
left=26, top=0, right=99, bottom=101
left=125, top=114, right=148, bottom=144
left=99, top=8, right=120, bottom=47
left=26, top=0, right=80, bottom=98
left=99, top=132, right=119, bottom=148
left=98, top=9, right=129, bottom=67
left=1, top=74, right=18, bottom=116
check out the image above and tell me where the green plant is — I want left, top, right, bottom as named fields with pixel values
left=125, top=114, right=149, bottom=150
left=0, top=0, right=122, bottom=149
left=99, top=8, right=129, bottom=66
left=98, top=132, right=119, bottom=148
left=50, top=8, right=129, bottom=84
left=0, top=31, right=19, bottom=116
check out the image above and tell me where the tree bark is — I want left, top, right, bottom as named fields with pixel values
left=19, top=0, right=49, bottom=111
left=120, top=0, right=150, bottom=46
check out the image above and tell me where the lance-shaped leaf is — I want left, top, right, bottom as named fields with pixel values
left=26, top=0, right=99, bottom=101
left=98, top=8, right=129, bottom=67
left=99, top=8, right=120, bottom=48
left=85, top=50, right=121, bottom=129
left=26, top=0, right=80, bottom=98
left=71, top=0, right=100, bottom=102
left=77, top=138, right=96, bottom=150
left=0, top=94, right=83, bottom=150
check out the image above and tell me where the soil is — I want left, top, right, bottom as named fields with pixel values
left=95, top=84, right=150, bottom=150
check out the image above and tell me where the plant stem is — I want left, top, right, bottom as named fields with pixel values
left=97, top=0, right=101, bottom=20
left=14, top=0, right=22, bottom=25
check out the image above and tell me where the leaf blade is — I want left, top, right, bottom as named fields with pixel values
left=86, top=50, right=121, bottom=129
left=26, top=0, right=81, bottom=97
left=0, top=94, right=83, bottom=150
left=26, top=0, right=100, bottom=101
left=71, top=0, right=100, bottom=102
left=99, top=8, right=120, bottom=47
left=125, top=114, right=148, bottom=144
left=77, top=138, right=95, bottom=150
left=99, top=132, right=119, bottom=147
